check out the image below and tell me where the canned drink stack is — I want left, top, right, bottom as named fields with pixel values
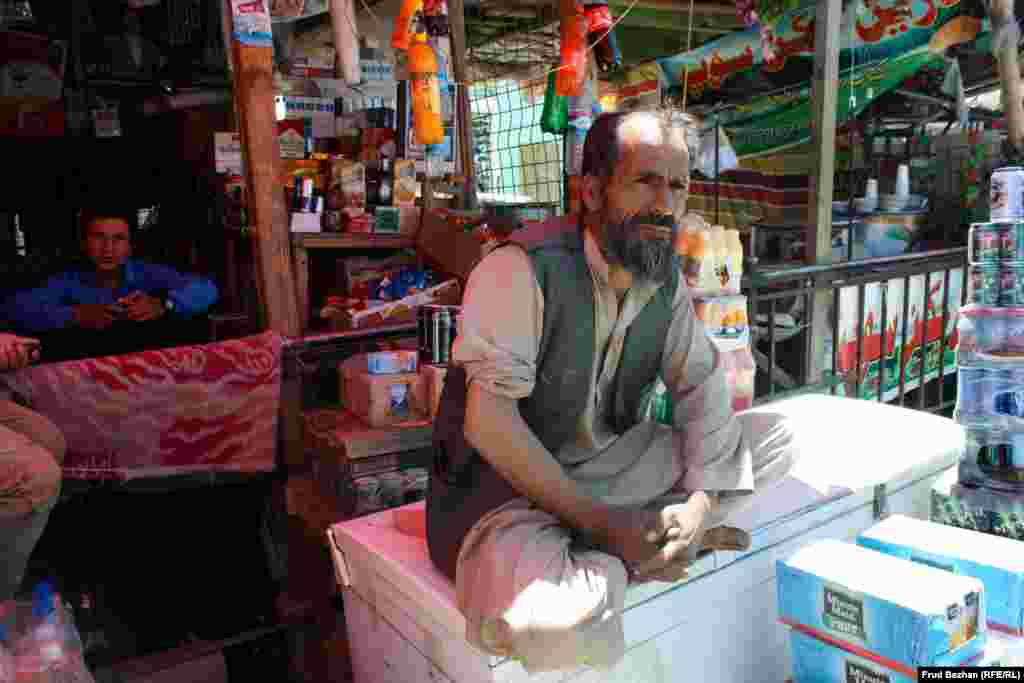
left=1001, top=222, right=1024, bottom=260
left=417, top=304, right=461, bottom=366
left=970, top=223, right=1002, bottom=263
left=969, top=263, right=1000, bottom=306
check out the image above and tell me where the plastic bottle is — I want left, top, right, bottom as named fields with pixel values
left=564, top=77, right=596, bottom=175
left=709, top=225, right=728, bottom=293
left=724, top=229, right=744, bottom=294
left=540, top=70, right=569, bottom=135
left=391, top=0, right=423, bottom=50
left=555, top=2, right=588, bottom=97
left=408, top=34, right=444, bottom=146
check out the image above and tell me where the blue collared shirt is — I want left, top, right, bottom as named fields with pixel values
left=2, top=259, right=219, bottom=332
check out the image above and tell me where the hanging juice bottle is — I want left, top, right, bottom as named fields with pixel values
left=724, top=229, right=744, bottom=294
left=392, top=0, right=423, bottom=50
left=408, top=34, right=444, bottom=146
left=555, top=0, right=588, bottom=97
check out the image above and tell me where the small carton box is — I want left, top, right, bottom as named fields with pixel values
left=327, top=158, right=365, bottom=214
left=214, top=132, right=243, bottom=175
left=366, top=350, right=418, bottom=375
left=342, top=366, right=423, bottom=428
left=392, top=159, right=418, bottom=207
left=858, top=514, right=1024, bottom=638
left=777, top=539, right=987, bottom=671
left=789, top=628, right=998, bottom=683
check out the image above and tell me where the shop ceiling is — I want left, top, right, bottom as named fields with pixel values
left=464, top=0, right=742, bottom=81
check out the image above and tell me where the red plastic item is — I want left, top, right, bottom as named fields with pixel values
left=555, top=3, right=588, bottom=97
left=391, top=0, right=423, bottom=50
left=408, top=35, right=445, bottom=145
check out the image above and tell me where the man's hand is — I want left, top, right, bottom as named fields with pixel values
left=0, top=333, right=40, bottom=371
left=118, top=291, right=165, bottom=322
left=603, top=492, right=714, bottom=579
left=73, top=304, right=118, bottom=330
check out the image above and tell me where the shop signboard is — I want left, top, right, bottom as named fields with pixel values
left=826, top=268, right=963, bottom=400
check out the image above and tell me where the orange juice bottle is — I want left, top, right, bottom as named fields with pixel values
left=408, top=34, right=444, bottom=145
left=555, top=2, right=587, bottom=97
left=392, top=0, right=423, bottom=50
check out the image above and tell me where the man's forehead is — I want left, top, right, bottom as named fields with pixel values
left=615, top=115, right=689, bottom=174
left=89, top=219, right=130, bottom=234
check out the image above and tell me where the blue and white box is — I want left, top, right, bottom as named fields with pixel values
left=777, top=540, right=986, bottom=672
left=789, top=629, right=1000, bottom=683
left=857, top=514, right=1024, bottom=657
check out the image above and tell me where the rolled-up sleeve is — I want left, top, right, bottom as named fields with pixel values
left=662, top=282, right=753, bottom=493
left=452, top=246, right=543, bottom=400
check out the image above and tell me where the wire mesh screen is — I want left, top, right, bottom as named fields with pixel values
left=469, top=78, right=565, bottom=218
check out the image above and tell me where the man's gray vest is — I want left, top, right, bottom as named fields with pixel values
left=426, top=226, right=679, bottom=582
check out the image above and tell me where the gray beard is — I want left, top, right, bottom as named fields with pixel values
left=602, top=217, right=679, bottom=285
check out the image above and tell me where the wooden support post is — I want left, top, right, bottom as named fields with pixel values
left=226, top=4, right=302, bottom=337
left=805, top=0, right=842, bottom=386
left=448, top=0, right=479, bottom=210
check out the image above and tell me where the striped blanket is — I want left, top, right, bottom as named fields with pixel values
left=687, top=147, right=812, bottom=231
left=3, top=332, right=283, bottom=480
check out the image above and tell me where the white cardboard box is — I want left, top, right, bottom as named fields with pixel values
left=329, top=395, right=964, bottom=683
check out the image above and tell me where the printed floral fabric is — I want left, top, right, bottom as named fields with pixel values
left=3, top=332, right=283, bottom=481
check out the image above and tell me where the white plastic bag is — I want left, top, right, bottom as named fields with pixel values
left=695, top=124, right=739, bottom=179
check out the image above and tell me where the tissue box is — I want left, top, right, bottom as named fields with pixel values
left=858, top=514, right=1024, bottom=637
left=777, top=539, right=986, bottom=673
left=789, top=629, right=996, bottom=683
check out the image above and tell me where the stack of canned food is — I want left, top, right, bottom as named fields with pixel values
left=957, top=169, right=1024, bottom=490
left=967, top=221, right=1024, bottom=307
left=351, top=467, right=430, bottom=517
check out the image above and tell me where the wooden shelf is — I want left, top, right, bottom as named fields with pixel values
left=292, top=234, right=415, bottom=250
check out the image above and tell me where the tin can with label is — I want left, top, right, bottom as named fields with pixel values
left=991, top=167, right=1024, bottom=221
left=1001, top=261, right=1024, bottom=306
left=969, top=264, right=1000, bottom=305
left=971, top=223, right=1003, bottom=263
left=418, top=305, right=460, bottom=365
left=1001, top=222, right=1024, bottom=260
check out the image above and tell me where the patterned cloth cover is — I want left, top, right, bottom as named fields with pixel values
left=3, top=332, right=284, bottom=481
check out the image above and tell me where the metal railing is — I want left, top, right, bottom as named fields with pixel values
left=746, top=247, right=968, bottom=415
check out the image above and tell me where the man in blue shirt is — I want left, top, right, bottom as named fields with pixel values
left=3, top=210, right=219, bottom=359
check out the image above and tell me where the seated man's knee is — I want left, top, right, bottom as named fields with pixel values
left=28, top=448, right=62, bottom=513
left=0, top=445, right=61, bottom=518
left=36, top=416, right=66, bottom=466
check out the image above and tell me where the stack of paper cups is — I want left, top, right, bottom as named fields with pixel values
left=896, top=164, right=910, bottom=199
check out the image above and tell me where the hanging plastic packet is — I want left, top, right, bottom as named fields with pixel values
left=555, top=1, right=588, bottom=97
left=583, top=3, right=622, bottom=73
left=422, top=0, right=450, bottom=36
left=391, top=0, right=423, bottom=50
left=540, top=69, right=569, bottom=135
left=695, top=123, right=739, bottom=178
